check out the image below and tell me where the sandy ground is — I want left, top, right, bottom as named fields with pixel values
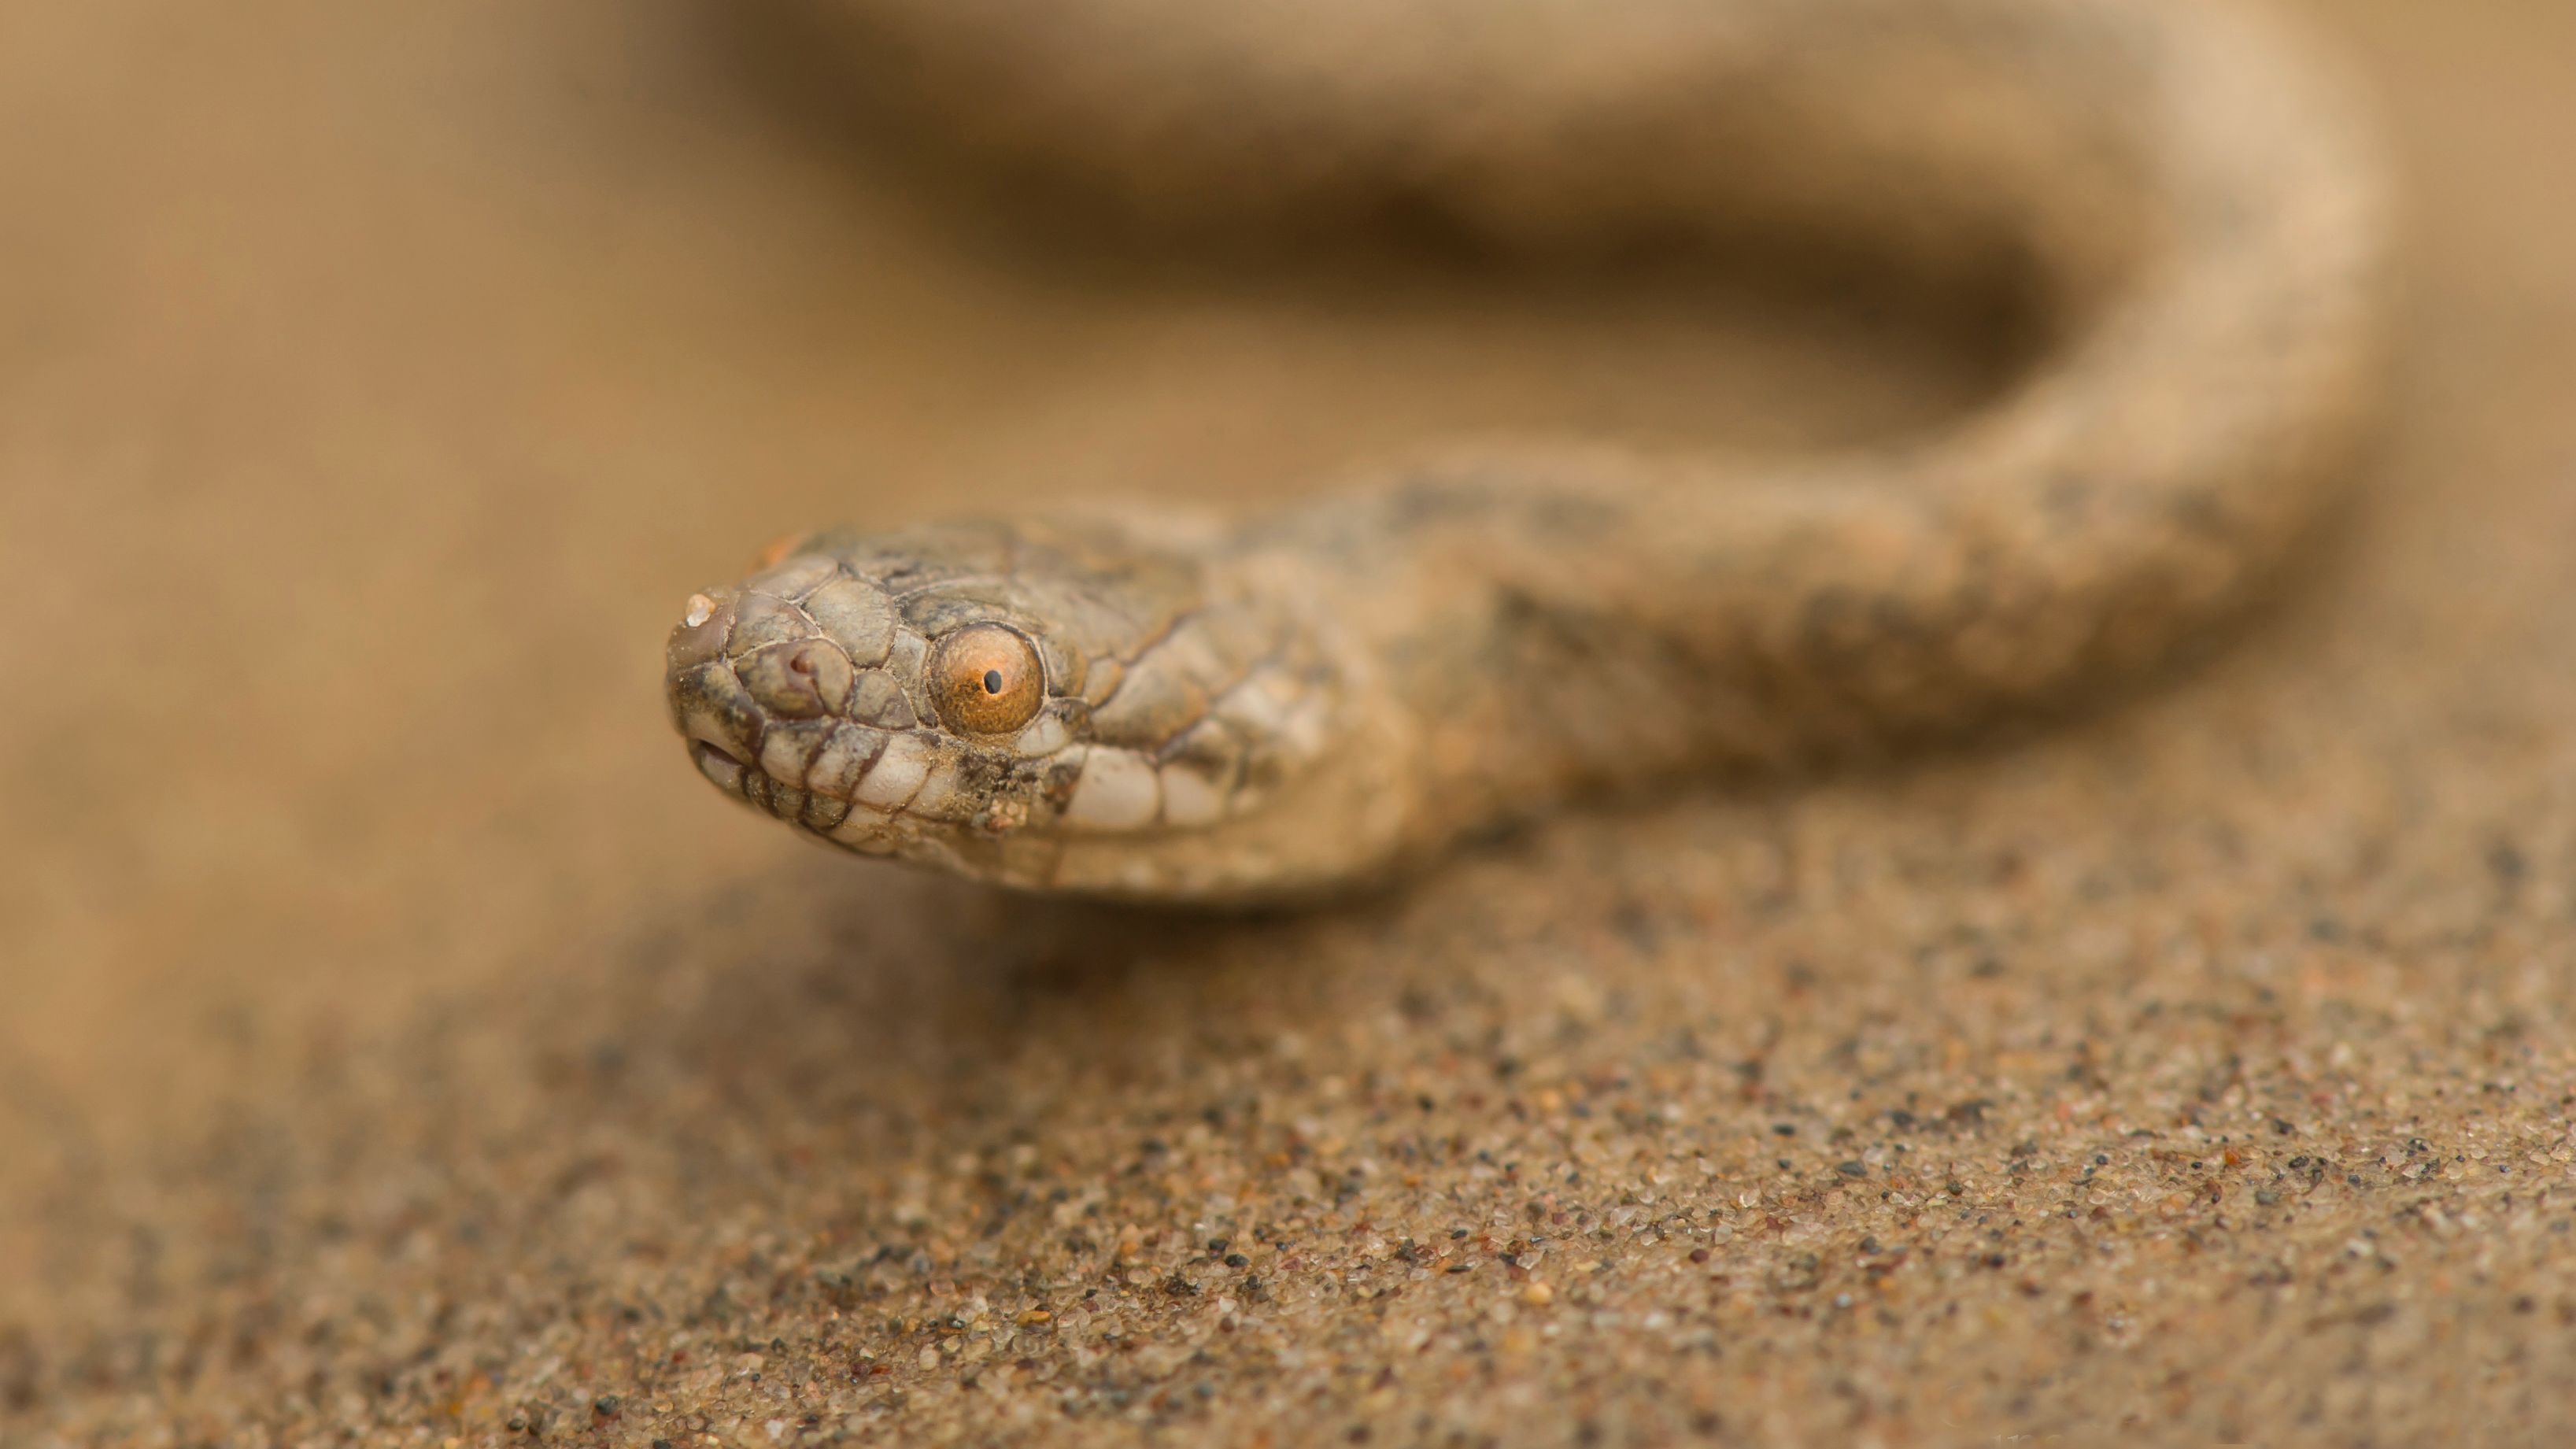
left=4, top=1, right=2575, bottom=1443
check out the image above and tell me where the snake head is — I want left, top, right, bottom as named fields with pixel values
left=665, top=517, right=1338, bottom=892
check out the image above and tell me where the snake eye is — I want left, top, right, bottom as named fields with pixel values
left=931, top=623, right=1046, bottom=736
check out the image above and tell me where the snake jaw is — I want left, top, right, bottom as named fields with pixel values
left=689, top=738, right=747, bottom=794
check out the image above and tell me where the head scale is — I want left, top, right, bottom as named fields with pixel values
left=665, top=519, right=1332, bottom=892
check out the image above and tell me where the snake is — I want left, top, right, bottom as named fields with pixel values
left=663, top=0, right=2390, bottom=903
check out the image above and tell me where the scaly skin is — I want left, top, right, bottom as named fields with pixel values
left=667, top=0, right=2391, bottom=902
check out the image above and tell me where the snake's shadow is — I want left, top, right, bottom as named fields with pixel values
left=553, top=782, right=1810, bottom=1163
left=552, top=856, right=1368, bottom=1149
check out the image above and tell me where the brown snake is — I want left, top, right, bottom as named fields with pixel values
left=665, top=0, right=2391, bottom=902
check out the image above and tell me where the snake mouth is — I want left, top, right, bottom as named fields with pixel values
left=690, top=739, right=750, bottom=793
left=689, top=737, right=860, bottom=834
left=689, top=736, right=790, bottom=815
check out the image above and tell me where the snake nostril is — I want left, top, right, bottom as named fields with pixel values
left=739, top=638, right=855, bottom=719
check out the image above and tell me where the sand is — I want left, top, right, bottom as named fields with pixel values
left=5, top=0, right=2575, bottom=1443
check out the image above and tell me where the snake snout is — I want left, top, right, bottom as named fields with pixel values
left=668, top=585, right=871, bottom=836
left=667, top=590, right=772, bottom=791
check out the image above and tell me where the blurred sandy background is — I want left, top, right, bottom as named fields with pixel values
left=4, top=1, right=2575, bottom=1443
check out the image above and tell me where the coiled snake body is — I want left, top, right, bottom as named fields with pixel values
left=666, top=0, right=2389, bottom=901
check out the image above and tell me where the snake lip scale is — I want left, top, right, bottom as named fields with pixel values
left=666, top=0, right=2392, bottom=904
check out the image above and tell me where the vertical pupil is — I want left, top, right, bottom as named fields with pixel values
left=982, top=669, right=1003, bottom=694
